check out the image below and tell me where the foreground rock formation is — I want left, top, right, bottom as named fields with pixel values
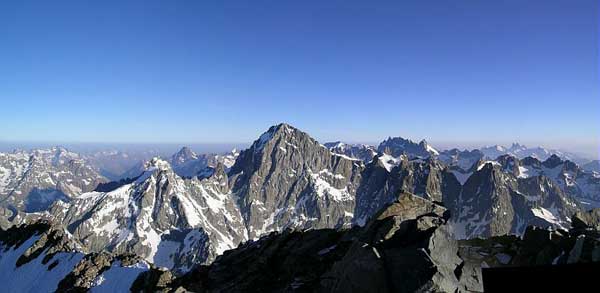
left=136, top=193, right=469, bottom=292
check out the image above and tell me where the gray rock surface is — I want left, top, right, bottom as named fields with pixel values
left=452, top=160, right=579, bottom=238
left=137, top=192, right=467, bottom=293
left=354, top=154, right=461, bottom=226
left=229, top=123, right=364, bottom=239
left=377, top=137, right=439, bottom=158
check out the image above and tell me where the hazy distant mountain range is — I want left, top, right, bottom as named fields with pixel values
left=0, top=123, right=599, bottom=291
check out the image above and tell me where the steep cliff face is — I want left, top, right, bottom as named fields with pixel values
left=354, top=154, right=461, bottom=226
left=520, top=155, right=600, bottom=208
left=452, top=162, right=579, bottom=239
left=229, top=123, right=364, bottom=239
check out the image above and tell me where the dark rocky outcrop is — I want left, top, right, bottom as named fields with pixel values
left=572, top=208, right=600, bottom=230
left=56, top=252, right=116, bottom=292
left=136, top=192, right=470, bottom=292
left=459, top=211, right=600, bottom=292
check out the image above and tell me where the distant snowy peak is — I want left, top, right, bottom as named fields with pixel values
left=210, top=148, right=239, bottom=169
left=171, top=146, right=198, bottom=165
left=421, top=140, right=440, bottom=156
left=169, top=146, right=240, bottom=178
left=508, top=143, right=527, bottom=152
left=324, top=141, right=377, bottom=163
left=479, top=143, right=583, bottom=163
left=461, top=153, right=600, bottom=209
left=452, top=159, right=578, bottom=239
left=0, top=147, right=107, bottom=225
left=438, top=148, right=484, bottom=172
left=144, top=157, right=172, bottom=171
left=170, top=147, right=207, bottom=178
left=377, top=137, right=439, bottom=159
left=375, top=153, right=403, bottom=172
left=479, top=145, right=508, bottom=160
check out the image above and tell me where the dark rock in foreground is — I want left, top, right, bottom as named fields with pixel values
left=137, top=192, right=470, bottom=292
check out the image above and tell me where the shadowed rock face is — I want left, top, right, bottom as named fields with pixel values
left=377, top=137, right=438, bottom=159
left=354, top=155, right=461, bottom=226
left=321, top=193, right=461, bottom=293
left=572, top=208, right=600, bottom=230
left=451, top=161, right=580, bottom=239
left=135, top=193, right=471, bottom=293
left=229, top=123, right=364, bottom=239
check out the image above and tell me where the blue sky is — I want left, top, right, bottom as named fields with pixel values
left=0, top=1, right=598, bottom=156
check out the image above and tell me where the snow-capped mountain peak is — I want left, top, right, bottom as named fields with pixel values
left=171, top=147, right=198, bottom=165
left=419, top=139, right=439, bottom=156
left=324, top=141, right=377, bottom=163
left=144, top=157, right=172, bottom=171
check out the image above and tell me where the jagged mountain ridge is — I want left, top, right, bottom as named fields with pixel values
left=35, top=124, right=367, bottom=273
left=479, top=142, right=587, bottom=163
left=451, top=160, right=580, bottom=239
left=170, top=147, right=240, bottom=178
left=353, top=154, right=461, bottom=226
left=51, top=158, right=247, bottom=274
left=0, top=147, right=107, bottom=228
left=229, top=123, right=364, bottom=239
left=323, top=141, right=378, bottom=163
left=1, top=123, right=598, bottom=277
left=378, top=136, right=439, bottom=158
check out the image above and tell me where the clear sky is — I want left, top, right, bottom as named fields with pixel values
left=0, top=1, right=598, bottom=156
